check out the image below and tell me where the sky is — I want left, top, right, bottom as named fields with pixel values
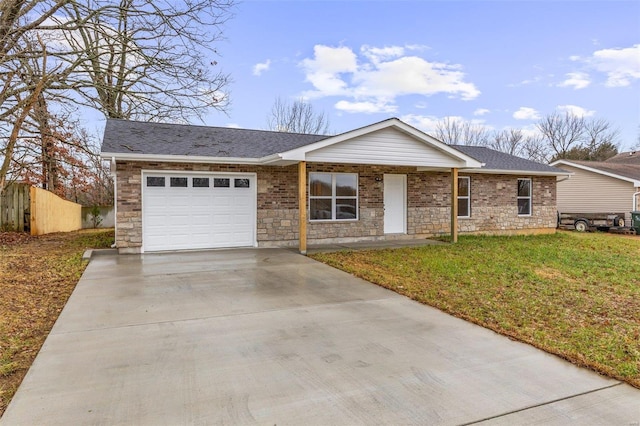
left=197, top=0, right=640, bottom=150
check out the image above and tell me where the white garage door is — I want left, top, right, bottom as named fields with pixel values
left=142, top=173, right=256, bottom=252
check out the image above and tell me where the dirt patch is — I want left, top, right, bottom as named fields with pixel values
left=0, top=233, right=34, bottom=246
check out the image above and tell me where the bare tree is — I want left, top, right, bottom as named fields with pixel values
left=536, top=112, right=587, bottom=160
left=434, top=117, right=490, bottom=146
left=267, top=97, right=330, bottom=134
left=488, top=129, right=525, bottom=156
left=537, top=113, right=620, bottom=162
left=519, top=134, right=550, bottom=164
left=8, top=106, right=114, bottom=204
left=0, top=1, right=80, bottom=119
left=52, top=0, right=234, bottom=121
left=0, top=35, right=58, bottom=193
left=583, top=118, right=619, bottom=155
left=1, top=0, right=235, bottom=195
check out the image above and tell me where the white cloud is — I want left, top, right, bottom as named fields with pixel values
left=335, top=100, right=397, bottom=114
left=226, top=123, right=241, bottom=128
left=571, top=44, right=640, bottom=87
left=360, top=45, right=405, bottom=63
left=592, top=44, right=640, bottom=87
left=556, top=104, right=595, bottom=117
left=353, top=56, right=480, bottom=100
left=513, top=107, right=541, bottom=120
left=300, top=44, right=480, bottom=113
left=558, top=72, right=591, bottom=89
left=252, top=60, right=271, bottom=76
left=399, top=114, right=443, bottom=134
left=300, top=45, right=358, bottom=98
left=473, top=108, right=490, bottom=116
left=509, top=76, right=543, bottom=87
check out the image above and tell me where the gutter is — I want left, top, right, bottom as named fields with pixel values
left=101, top=152, right=264, bottom=165
left=464, top=168, right=572, bottom=177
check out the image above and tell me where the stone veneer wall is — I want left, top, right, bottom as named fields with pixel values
left=115, top=161, right=557, bottom=251
left=409, top=172, right=557, bottom=235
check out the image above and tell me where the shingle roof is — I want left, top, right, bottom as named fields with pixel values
left=101, top=119, right=566, bottom=174
left=451, top=145, right=567, bottom=174
left=605, top=151, right=640, bottom=165
left=565, top=160, right=640, bottom=182
left=101, top=119, right=328, bottom=158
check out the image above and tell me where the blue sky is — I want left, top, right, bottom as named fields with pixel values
left=202, top=0, right=640, bottom=149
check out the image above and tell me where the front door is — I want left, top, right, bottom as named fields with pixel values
left=383, top=174, right=406, bottom=234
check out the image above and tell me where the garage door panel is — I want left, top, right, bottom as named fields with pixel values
left=142, top=173, right=255, bottom=252
left=191, top=214, right=212, bottom=226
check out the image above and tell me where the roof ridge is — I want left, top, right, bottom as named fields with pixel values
left=106, top=118, right=328, bottom=137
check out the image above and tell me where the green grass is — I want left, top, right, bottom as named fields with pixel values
left=311, top=232, right=640, bottom=387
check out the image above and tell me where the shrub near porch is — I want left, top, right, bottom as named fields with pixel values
left=311, top=232, right=640, bottom=388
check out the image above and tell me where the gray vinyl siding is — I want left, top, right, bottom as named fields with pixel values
left=557, top=164, right=637, bottom=222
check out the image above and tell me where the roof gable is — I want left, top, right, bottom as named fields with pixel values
left=279, top=118, right=482, bottom=168
left=551, top=159, right=640, bottom=185
left=302, top=127, right=467, bottom=167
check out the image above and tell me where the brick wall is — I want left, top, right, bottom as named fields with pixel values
left=114, top=161, right=557, bottom=251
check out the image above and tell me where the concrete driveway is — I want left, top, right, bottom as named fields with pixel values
left=2, top=249, right=639, bottom=425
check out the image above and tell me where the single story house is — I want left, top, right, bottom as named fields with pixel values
left=550, top=158, right=640, bottom=223
left=101, top=118, right=569, bottom=254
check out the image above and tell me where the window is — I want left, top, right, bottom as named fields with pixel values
left=458, top=176, right=470, bottom=218
left=234, top=178, right=250, bottom=188
left=309, top=173, right=358, bottom=221
left=193, top=177, right=210, bottom=188
left=170, top=177, right=188, bottom=187
left=146, top=176, right=165, bottom=187
left=517, top=178, right=532, bottom=215
left=213, top=178, right=230, bottom=188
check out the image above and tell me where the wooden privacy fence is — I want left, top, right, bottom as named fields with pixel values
left=0, top=183, right=30, bottom=232
left=0, top=184, right=82, bottom=235
left=29, top=187, right=82, bottom=235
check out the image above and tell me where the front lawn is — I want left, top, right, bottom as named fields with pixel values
left=311, top=232, right=640, bottom=388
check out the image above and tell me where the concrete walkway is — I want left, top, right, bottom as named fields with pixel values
left=306, top=237, right=445, bottom=254
left=2, top=249, right=638, bottom=425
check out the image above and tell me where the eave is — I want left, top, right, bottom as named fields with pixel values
left=463, top=168, right=572, bottom=177
left=101, top=152, right=264, bottom=165
left=550, top=160, right=640, bottom=186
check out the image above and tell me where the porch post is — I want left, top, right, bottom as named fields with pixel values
left=298, top=161, right=307, bottom=254
left=451, top=167, right=458, bottom=243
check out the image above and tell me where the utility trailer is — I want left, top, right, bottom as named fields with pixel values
left=557, top=212, right=630, bottom=233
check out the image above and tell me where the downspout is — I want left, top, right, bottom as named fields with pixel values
left=633, top=191, right=640, bottom=212
left=111, top=157, right=117, bottom=249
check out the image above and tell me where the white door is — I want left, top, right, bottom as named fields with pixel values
left=142, top=173, right=256, bottom=252
left=383, top=174, right=406, bottom=234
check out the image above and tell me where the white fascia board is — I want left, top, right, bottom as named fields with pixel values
left=102, top=152, right=263, bottom=165
left=278, top=118, right=483, bottom=168
left=550, top=160, right=640, bottom=185
left=464, top=168, right=573, bottom=177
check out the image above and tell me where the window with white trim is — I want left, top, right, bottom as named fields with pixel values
left=458, top=176, right=470, bottom=218
left=309, top=173, right=358, bottom=221
left=517, top=178, right=532, bottom=216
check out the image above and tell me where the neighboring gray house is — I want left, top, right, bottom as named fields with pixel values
left=101, top=118, right=569, bottom=254
left=551, top=157, right=640, bottom=223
